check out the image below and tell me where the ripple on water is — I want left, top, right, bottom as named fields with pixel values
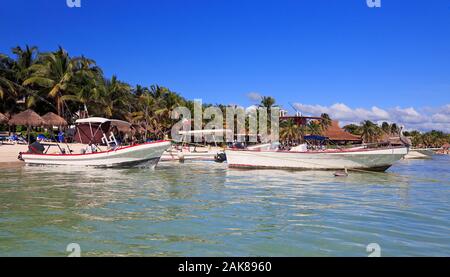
left=0, top=157, right=449, bottom=256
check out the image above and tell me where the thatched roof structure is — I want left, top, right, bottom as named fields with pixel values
left=0, top=112, right=8, bottom=124
left=323, top=121, right=362, bottom=142
left=42, top=112, right=68, bottom=127
left=8, top=109, right=45, bottom=127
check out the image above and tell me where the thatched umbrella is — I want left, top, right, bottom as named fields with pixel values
left=0, top=112, right=8, bottom=124
left=41, top=112, right=68, bottom=142
left=8, top=109, right=45, bottom=144
left=42, top=112, right=68, bottom=127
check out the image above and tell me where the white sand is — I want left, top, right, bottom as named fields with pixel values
left=0, top=143, right=89, bottom=164
left=0, top=144, right=28, bottom=164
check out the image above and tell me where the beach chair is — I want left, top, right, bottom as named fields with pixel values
left=8, top=134, right=28, bottom=145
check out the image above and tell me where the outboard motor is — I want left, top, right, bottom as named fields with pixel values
left=214, top=152, right=227, bottom=163
left=28, top=141, right=45, bottom=154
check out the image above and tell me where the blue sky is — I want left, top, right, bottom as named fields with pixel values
left=1, top=0, right=450, bottom=130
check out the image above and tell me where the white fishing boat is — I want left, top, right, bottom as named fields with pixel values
left=161, top=129, right=230, bottom=162
left=19, top=117, right=171, bottom=167
left=161, top=146, right=224, bottom=162
left=226, top=144, right=408, bottom=171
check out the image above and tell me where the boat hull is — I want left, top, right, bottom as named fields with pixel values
left=404, top=149, right=434, bottom=159
left=226, top=147, right=408, bottom=171
left=161, top=146, right=224, bottom=162
left=21, top=141, right=171, bottom=167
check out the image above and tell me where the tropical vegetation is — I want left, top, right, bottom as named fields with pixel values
left=343, top=121, right=450, bottom=147
left=0, top=45, right=191, bottom=140
left=1, top=45, right=449, bottom=146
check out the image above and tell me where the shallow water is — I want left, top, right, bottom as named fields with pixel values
left=0, top=156, right=449, bottom=256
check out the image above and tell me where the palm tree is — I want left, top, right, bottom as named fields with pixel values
left=390, top=123, right=399, bottom=136
left=1, top=46, right=46, bottom=116
left=258, top=96, right=278, bottom=137
left=343, top=123, right=362, bottom=135
left=59, top=56, right=104, bottom=118
left=307, top=121, right=322, bottom=136
left=136, top=92, right=159, bottom=139
left=23, top=47, right=75, bottom=116
left=259, top=96, right=276, bottom=109
left=146, top=85, right=186, bottom=137
left=280, top=119, right=304, bottom=143
left=319, top=113, right=332, bottom=132
left=0, top=54, right=17, bottom=101
left=133, top=85, right=149, bottom=97
left=409, top=130, right=423, bottom=147
left=95, top=75, right=132, bottom=118
left=11, top=45, right=38, bottom=83
left=381, top=122, right=390, bottom=134
left=360, top=120, right=382, bottom=143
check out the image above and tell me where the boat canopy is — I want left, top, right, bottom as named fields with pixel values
left=74, top=117, right=132, bottom=144
left=304, top=135, right=328, bottom=141
left=75, top=117, right=131, bottom=128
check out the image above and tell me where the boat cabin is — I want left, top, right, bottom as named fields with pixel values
left=74, top=117, right=132, bottom=147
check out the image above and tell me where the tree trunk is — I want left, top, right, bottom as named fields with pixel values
left=27, top=126, right=30, bottom=145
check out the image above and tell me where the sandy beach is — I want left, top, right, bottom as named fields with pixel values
left=0, top=144, right=28, bottom=164
left=0, top=143, right=88, bottom=165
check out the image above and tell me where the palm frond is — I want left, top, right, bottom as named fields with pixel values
left=23, top=76, right=55, bottom=88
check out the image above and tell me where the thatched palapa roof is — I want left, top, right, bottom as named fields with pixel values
left=323, top=121, right=362, bottom=142
left=8, top=109, right=45, bottom=127
left=42, top=112, right=68, bottom=127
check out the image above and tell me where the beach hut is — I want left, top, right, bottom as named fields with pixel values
left=8, top=109, right=45, bottom=144
left=41, top=112, right=68, bottom=142
left=322, top=120, right=363, bottom=145
left=0, top=112, right=8, bottom=124
left=41, top=112, right=68, bottom=127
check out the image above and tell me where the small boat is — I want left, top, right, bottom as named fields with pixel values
left=19, top=117, right=171, bottom=167
left=161, top=129, right=229, bottom=162
left=226, top=144, right=408, bottom=172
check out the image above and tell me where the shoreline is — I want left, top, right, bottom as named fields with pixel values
left=0, top=143, right=88, bottom=164
left=0, top=144, right=28, bottom=164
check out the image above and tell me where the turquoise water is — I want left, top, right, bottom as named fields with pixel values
left=0, top=156, right=449, bottom=256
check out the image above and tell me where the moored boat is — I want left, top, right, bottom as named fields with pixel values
left=226, top=145, right=408, bottom=171
left=161, top=129, right=229, bottom=162
left=19, top=117, right=171, bottom=167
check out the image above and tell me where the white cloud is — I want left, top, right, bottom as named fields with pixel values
left=431, top=113, right=450, bottom=123
left=292, top=102, right=450, bottom=132
left=441, top=104, right=450, bottom=113
left=293, top=103, right=390, bottom=122
left=246, top=92, right=262, bottom=102
left=390, top=107, right=426, bottom=124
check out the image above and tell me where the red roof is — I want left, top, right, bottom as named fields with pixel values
left=323, top=121, right=362, bottom=141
